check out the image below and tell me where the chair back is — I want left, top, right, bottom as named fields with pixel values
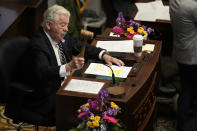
left=0, top=36, right=30, bottom=103
left=0, top=36, right=55, bottom=127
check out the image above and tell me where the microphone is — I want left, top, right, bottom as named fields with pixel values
left=104, top=64, right=125, bottom=98
left=104, top=64, right=117, bottom=86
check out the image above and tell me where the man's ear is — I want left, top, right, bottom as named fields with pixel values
left=45, top=20, right=52, bottom=30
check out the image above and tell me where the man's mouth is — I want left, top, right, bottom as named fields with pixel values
left=62, top=32, right=66, bottom=36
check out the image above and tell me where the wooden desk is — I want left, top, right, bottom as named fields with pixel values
left=0, top=0, right=47, bottom=40
left=56, top=28, right=162, bottom=131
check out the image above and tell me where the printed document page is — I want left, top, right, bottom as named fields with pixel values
left=96, top=40, right=134, bottom=53
left=64, top=79, right=104, bottom=94
left=85, top=63, right=132, bottom=78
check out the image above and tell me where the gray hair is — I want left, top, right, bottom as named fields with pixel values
left=42, top=4, right=70, bottom=26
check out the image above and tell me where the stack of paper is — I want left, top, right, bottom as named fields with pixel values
left=134, top=0, right=170, bottom=22
left=96, top=40, right=134, bottom=53
left=64, top=79, right=104, bottom=94
left=85, top=63, right=132, bottom=78
left=96, top=40, right=155, bottom=53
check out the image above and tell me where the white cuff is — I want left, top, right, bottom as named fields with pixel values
left=99, top=50, right=107, bottom=60
left=59, top=65, right=70, bottom=77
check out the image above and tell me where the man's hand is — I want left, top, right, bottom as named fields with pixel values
left=103, top=54, right=124, bottom=66
left=66, top=57, right=85, bottom=71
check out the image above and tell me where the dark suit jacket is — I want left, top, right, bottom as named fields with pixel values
left=24, top=27, right=103, bottom=122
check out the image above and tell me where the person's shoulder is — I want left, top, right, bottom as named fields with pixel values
left=31, top=28, right=47, bottom=43
left=31, top=27, right=45, bottom=39
left=30, top=27, right=49, bottom=49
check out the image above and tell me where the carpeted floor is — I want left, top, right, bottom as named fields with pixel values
left=0, top=105, right=56, bottom=131
left=156, top=102, right=178, bottom=131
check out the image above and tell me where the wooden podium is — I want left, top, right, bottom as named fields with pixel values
left=56, top=28, right=162, bottom=131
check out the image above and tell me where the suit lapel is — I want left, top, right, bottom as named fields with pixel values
left=40, top=28, right=59, bottom=66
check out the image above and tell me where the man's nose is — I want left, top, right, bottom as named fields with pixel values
left=63, top=26, right=68, bottom=32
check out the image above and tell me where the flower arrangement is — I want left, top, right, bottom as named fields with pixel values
left=112, top=12, right=154, bottom=39
left=69, top=89, right=124, bottom=131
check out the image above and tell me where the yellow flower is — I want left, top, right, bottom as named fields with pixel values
left=95, top=116, right=101, bottom=121
left=90, top=115, right=95, bottom=120
left=127, top=27, right=135, bottom=34
left=96, top=106, right=99, bottom=110
left=127, top=26, right=133, bottom=32
left=77, top=109, right=81, bottom=113
left=129, top=30, right=135, bottom=34
left=139, top=27, right=144, bottom=31
left=137, top=29, right=143, bottom=34
left=92, top=121, right=99, bottom=127
left=87, top=121, right=92, bottom=127
left=142, top=30, right=147, bottom=35
left=111, top=102, right=119, bottom=109
left=85, top=103, right=90, bottom=107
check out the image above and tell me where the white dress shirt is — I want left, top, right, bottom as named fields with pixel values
left=44, top=30, right=69, bottom=79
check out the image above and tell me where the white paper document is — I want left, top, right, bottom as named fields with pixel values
left=64, top=79, right=104, bottom=94
left=156, top=6, right=170, bottom=21
left=142, top=44, right=155, bottom=52
left=96, top=40, right=134, bottom=53
left=85, top=63, right=132, bottom=78
left=134, top=0, right=170, bottom=22
left=135, top=2, right=158, bottom=21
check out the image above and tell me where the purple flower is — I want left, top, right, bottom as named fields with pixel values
left=142, top=25, right=147, bottom=30
left=98, top=89, right=109, bottom=100
left=116, top=12, right=126, bottom=26
left=81, top=105, right=89, bottom=112
left=103, top=108, right=120, bottom=116
left=90, top=100, right=99, bottom=110
left=129, top=20, right=136, bottom=27
left=147, top=27, right=153, bottom=34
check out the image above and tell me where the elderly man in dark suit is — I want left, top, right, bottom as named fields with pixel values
left=23, top=4, right=124, bottom=125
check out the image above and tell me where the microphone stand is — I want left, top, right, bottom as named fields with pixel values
left=104, top=64, right=125, bottom=98
left=104, top=64, right=117, bottom=86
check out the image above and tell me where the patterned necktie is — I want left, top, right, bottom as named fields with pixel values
left=57, top=42, right=67, bottom=64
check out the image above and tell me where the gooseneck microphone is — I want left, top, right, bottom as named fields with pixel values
left=104, top=65, right=125, bottom=98
left=104, top=64, right=116, bottom=86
